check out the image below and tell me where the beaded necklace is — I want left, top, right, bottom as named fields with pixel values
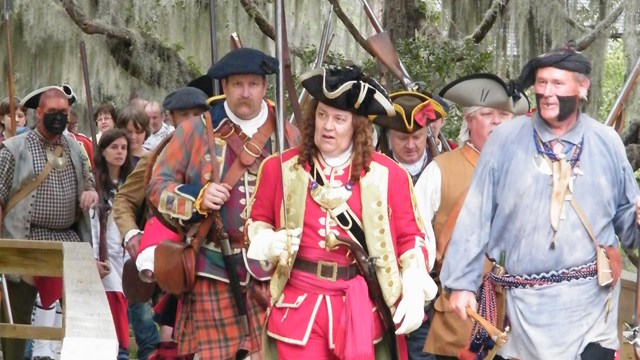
left=533, top=130, right=583, bottom=168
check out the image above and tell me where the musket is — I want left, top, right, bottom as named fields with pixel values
left=3, top=0, right=16, bottom=138
left=206, top=18, right=251, bottom=337
left=209, top=0, right=220, bottom=96
left=325, top=233, right=398, bottom=360
left=229, top=32, right=243, bottom=50
left=79, top=40, right=109, bottom=264
left=605, top=55, right=640, bottom=134
left=1, top=0, right=14, bottom=325
left=278, top=3, right=303, bottom=126
left=359, top=0, right=442, bottom=157
left=274, top=0, right=294, bottom=278
left=288, top=4, right=335, bottom=124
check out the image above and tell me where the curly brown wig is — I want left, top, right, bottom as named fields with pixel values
left=297, top=99, right=373, bottom=183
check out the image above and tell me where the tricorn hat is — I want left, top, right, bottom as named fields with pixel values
left=439, top=73, right=530, bottom=115
left=299, top=66, right=395, bottom=117
left=373, top=91, right=449, bottom=133
left=21, top=84, right=77, bottom=110
left=207, top=48, right=279, bottom=80
left=187, top=74, right=214, bottom=98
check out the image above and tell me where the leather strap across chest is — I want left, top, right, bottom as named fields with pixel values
left=216, top=112, right=276, bottom=177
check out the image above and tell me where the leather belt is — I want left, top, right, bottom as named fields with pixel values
left=293, top=257, right=359, bottom=282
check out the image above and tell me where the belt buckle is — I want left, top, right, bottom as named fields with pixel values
left=316, top=261, right=338, bottom=282
left=243, top=141, right=261, bottom=158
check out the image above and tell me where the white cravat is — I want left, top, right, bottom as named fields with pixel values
left=320, top=144, right=354, bottom=167
left=396, top=150, right=428, bottom=176
left=224, top=100, right=268, bottom=137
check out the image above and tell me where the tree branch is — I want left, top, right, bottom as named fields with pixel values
left=574, top=0, right=625, bottom=50
left=556, top=0, right=590, bottom=32
left=238, top=0, right=305, bottom=58
left=58, top=0, right=197, bottom=89
left=465, top=0, right=510, bottom=44
left=59, top=0, right=133, bottom=43
left=327, top=0, right=375, bottom=58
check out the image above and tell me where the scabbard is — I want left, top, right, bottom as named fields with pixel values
left=353, top=253, right=398, bottom=360
left=219, top=234, right=250, bottom=336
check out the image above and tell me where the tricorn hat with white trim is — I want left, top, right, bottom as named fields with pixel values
left=438, top=73, right=530, bottom=116
left=299, top=66, right=395, bottom=117
left=20, top=84, right=77, bottom=110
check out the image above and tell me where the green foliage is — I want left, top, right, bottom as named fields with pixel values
left=598, top=40, right=626, bottom=122
left=394, top=36, right=492, bottom=141
left=186, top=55, right=203, bottom=75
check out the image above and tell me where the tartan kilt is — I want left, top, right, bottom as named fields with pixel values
left=176, top=276, right=266, bottom=359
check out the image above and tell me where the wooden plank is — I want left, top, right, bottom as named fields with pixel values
left=0, top=239, right=63, bottom=250
left=0, top=246, right=63, bottom=276
left=59, top=242, right=117, bottom=360
left=0, top=324, right=63, bottom=340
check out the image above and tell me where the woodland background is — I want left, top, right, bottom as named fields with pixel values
left=1, top=0, right=639, bottom=139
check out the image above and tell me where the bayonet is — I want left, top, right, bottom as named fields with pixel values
left=288, top=4, right=334, bottom=124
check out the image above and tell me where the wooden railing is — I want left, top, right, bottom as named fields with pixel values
left=0, top=239, right=117, bottom=359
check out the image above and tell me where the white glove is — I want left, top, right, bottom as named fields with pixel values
left=393, top=264, right=438, bottom=334
left=247, top=227, right=302, bottom=262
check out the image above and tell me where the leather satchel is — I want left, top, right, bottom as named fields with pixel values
left=154, top=237, right=199, bottom=295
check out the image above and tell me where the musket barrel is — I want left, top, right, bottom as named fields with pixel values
left=288, top=5, right=334, bottom=124
left=209, top=0, right=219, bottom=95
left=360, top=0, right=383, bottom=33
left=79, top=41, right=98, bottom=150
left=605, top=55, right=640, bottom=127
left=4, top=0, right=16, bottom=138
left=274, top=0, right=294, bottom=277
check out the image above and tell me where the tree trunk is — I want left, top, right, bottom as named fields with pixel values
left=382, top=0, right=426, bottom=42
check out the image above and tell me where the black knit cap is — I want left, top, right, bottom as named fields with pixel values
left=207, top=48, right=279, bottom=80
left=162, top=87, right=209, bottom=111
left=299, top=66, right=395, bottom=117
left=518, top=43, right=591, bottom=90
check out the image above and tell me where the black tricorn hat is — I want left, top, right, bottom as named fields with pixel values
left=439, top=73, right=530, bottom=115
left=299, top=66, right=395, bottom=117
left=207, top=48, right=279, bottom=80
left=162, top=87, right=210, bottom=112
left=373, top=91, right=449, bottom=133
left=21, top=84, right=77, bottom=110
left=187, top=74, right=214, bottom=98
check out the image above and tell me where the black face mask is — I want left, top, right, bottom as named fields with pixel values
left=535, top=94, right=580, bottom=122
left=43, top=112, right=68, bottom=135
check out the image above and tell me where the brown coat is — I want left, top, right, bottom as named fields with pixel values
left=113, top=152, right=151, bottom=242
